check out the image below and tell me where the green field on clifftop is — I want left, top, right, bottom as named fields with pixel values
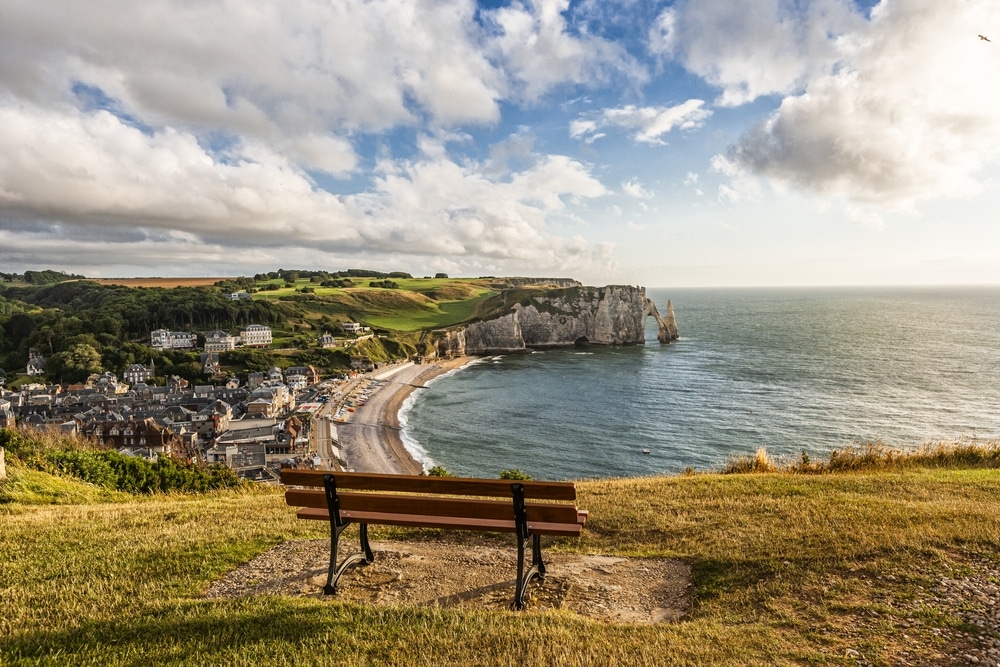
left=254, top=277, right=568, bottom=333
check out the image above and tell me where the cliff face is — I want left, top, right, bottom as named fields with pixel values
left=434, top=285, right=678, bottom=357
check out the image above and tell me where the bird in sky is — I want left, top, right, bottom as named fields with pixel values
left=980, top=34, right=991, bottom=41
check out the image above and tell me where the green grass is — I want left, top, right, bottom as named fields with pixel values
left=3, top=445, right=1000, bottom=665
left=254, top=278, right=497, bottom=332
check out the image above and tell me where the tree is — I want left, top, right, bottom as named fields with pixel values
left=499, top=468, right=532, bottom=480
left=52, top=343, right=102, bottom=383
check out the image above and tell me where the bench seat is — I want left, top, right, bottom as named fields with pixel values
left=295, top=506, right=586, bottom=535
left=280, top=469, right=587, bottom=609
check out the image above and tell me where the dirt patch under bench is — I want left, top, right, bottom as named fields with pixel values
left=206, top=535, right=692, bottom=624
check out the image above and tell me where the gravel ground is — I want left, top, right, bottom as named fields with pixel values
left=205, top=535, right=692, bottom=624
left=205, top=538, right=1000, bottom=662
left=929, top=562, right=1000, bottom=666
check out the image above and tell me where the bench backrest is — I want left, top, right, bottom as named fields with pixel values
left=280, top=469, right=580, bottom=525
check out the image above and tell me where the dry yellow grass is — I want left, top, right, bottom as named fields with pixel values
left=5, top=433, right=1000, bottom=665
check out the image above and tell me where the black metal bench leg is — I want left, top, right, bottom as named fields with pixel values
left=511, top=483, right=546, bottom=610
left=513, top=532, right=546, bottom=610
left=323, top=522, right=374, bottom=595
left=322, top=474, right=375, bottom=595
left=533, top=533, right=545, bottom=578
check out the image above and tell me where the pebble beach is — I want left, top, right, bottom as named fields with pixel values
left=332, top=356, right=473, bottom=475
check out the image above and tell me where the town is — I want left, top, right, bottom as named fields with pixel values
left=0, top=317, right=379, bottom=482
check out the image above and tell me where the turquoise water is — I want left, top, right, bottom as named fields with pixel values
left=399, top=287, right=1000, bottom=480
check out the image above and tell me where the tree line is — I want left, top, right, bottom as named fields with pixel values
left=0, top=280, right=292, bottom=381
left=0, top=270, right=86, bottom=284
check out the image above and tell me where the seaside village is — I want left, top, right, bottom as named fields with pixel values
left=0, top=319, right=383, bottom=482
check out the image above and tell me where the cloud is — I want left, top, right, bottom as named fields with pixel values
left=0, top=0, right=642, bottom=279
left=650, top=0, right=864, bottom=107
left=722, top=0, right=1000, bottom=206
left=571, top=100, right=711, bottom=144
left=622, top=178, right=653, bottom=198
left=0, top=102, right=612, bottom=274
left=0, top=0, right=505, bottom=143
left=482, top=0, right=646, bottom=101
left=710, top=155, right=762, bottom=204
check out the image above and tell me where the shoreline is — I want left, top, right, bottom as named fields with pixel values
left=335, top=356, right=474, bottom=475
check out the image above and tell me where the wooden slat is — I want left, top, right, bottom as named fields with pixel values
left=285, top=489, right=581, bottom=524
left=295, top=507, right=584, bottom=536
left=280, top=469, right=577, bottom=501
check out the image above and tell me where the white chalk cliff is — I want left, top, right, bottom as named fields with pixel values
left=433, top=285, right=678, bottom=357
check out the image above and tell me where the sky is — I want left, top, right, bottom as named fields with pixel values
left=1, top=0, right=998, bottom=288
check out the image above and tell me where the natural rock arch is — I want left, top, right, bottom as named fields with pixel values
left=644, top=299, right=679, bottom=343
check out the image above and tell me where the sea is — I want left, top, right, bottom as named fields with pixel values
left=398, top=286, right=1000, bottom=480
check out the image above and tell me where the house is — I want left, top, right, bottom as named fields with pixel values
left=26, top=352, right=46, bottom=376
left=215, top=419, right=296, bottom=465
left=246, top=372, right=266, bottom=389
left=285, top=365, right=319, bottom=389
left=117, top=447, right=156, bottom=461
left=284, top=372, right=307, bottom=391
left=246, top=397, right=277, bottom=418
left=204, top=443, right=265, bottom=472
left=200, top=352, right=221, bottom=376
left=246, top=384, right=293, bottom=418
left=229, top=292, right=252, bottom=301
left=123, top=362, right=154, bottom=385
left=204, top=330, right=238, bottom=352
left=78, top=417, right=185, bottom=457
left=88, top=372, right=126, bottom=395
left=342, top=322, right=370, bottom=335
left=193, top=384, right=216, bottom=399
left=167, top=375, right=189, bottom=392
left=240, top=324, right=272, bottom=348
left=191, top=400, right=232, bottom=441
left=150, top=329, right=197, bottom=350
left=161, top=405, right=197, bottom=428
left=319, top=333, right=339, bottom=348
left=0, top=400, right=15, bottom=428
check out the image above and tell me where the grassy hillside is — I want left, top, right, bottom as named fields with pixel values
left=254, top=277, right=499, bottom=333
left=253, top=277, right=571, bottom=334
left=3, top=443, right=1000, bottom=666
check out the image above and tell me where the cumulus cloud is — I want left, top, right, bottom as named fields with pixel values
left=649, top=0, right=864, bottom=107
left=0, top=0, right=505, bottom=138
left=0, top=0, right=642, bottom=278
left=482, top=0, right=646, bottom=100
left=0, top=101, right=612, bottom=273
left=571, top=100, right=710, bottom=144
left=722, top=0, right=1000, bottom=206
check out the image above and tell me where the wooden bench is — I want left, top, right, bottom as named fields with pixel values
left=280, top=470, right=588, bottom=609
